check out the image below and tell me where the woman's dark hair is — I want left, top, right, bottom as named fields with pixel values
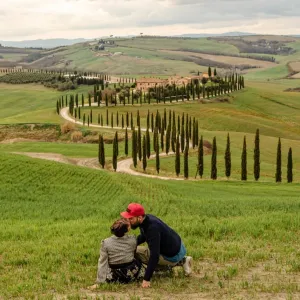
left=111, top=219, right=129, bottom=237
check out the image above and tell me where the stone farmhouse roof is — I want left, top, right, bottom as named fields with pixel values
left=136, top=77, right=167, bottom=84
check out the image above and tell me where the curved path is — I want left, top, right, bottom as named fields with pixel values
left=59, top=103, right=201, bottom=181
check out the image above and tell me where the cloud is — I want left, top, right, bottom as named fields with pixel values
left=0, top=0, right=299, bottom=40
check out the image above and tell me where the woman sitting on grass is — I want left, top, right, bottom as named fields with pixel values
left=91, top=219, right=144, bottom=288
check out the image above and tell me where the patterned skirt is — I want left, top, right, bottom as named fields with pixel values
left=107, top=259, right=144, bottom=284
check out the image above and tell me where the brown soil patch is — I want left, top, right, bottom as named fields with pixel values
left=288, top=61, right=300, bottom=72
left=13, top=152, right=102, bottom=170
left=0, top=124, right=59, bottom=142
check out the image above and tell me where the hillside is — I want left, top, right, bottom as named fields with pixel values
left=1, top=35, right=300, bottom=78
left=1, top=34, right=300, bottom=299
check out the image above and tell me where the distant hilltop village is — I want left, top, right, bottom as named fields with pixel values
left=136, top=73, right=210, bottom=91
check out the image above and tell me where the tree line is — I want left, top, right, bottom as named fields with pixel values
left=98, top=127, right=294, bottom=183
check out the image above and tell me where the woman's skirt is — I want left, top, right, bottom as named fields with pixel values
left=107, top=259, right=144, bottom=284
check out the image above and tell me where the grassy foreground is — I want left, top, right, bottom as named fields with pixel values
left=1, top=153, right=300, bottom=299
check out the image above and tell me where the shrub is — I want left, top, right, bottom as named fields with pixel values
left=60, top=122, right=75, bottom=134
left=71, top=131, right=83, bottom=142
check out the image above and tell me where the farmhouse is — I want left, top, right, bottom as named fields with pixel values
left=136, top=77, right=168, bottom=91
left=136, top=72, right=212, bottom=91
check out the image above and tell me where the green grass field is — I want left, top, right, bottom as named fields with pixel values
left=1, top=36, right=300, bottom=299
left=0, top=83, right=92, bottom=124
left=1, top=153, right=300, bottom=299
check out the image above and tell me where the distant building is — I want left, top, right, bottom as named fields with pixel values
left=136, top=77, right=168, bottom=91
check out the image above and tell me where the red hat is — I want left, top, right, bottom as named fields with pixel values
left=121, top=203, right=145, bottom=218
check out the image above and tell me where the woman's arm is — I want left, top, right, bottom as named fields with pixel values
left=96, top=240, right=109, bottom=283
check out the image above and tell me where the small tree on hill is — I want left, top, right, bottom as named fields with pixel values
left=241, top=136, right=247, bottom=181
left=137, top=125, right=142, bottom=161
left=112, top=132, right=118, bottom=171
left=224, top=133, right=231, bottom=179
left=98, top=134, right=105, bottom=168
left=254, top=129, right=260, bottom=181
left=184, top=146, right=189, bottom=179
left=146, top=129, right=151, bottom=159
left=208, top=66, right=212, bottom=78
left=175, top=134, right=180, bottom=177
left=197, top=135, right=204, bottom=179
left=287, top=147, right=293, bottom=183
left=156, top=136, right=160, bottom=174
left=142, top=135, right=147, bottom=172
left=211, top=137, right=217, bottom=180
left=132, top=129, right=137, bottom=168
left=125, top=128, right=128, bottom=156
left=275, top=137, right=282, bottom=182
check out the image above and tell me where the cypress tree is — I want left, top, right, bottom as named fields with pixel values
left=287, top=147, right=293, bottom=183
left=165, top=124, right=171, bottom=154
left=125, top=128, right=128, bottom=156
left=122, top=114, right=124, bottom=129
left=137, top=110, right=140, bottom=127
left=241, top=136, right=247, bottom=181
left=116, top=112, right=119, bottom=127
left=164, top=108, right=167, bottom=130
left=175, top=134, right=180, bottom=176
left=132, top=129, right=137, bottom=168
left=106, top=109, right=109, bottom=126
left=100, top=114, right=103, bottom=126
left=184, top=146, right=189, bottom=179
left=142, top=135, right=147, bottom=171
left=177, top=115, right=180, bottom=133
left=208, top=66, right=212, bottom=78
left=115, top=131, right=119, bottom=156
left=112, top=132, right=118, bottom=171
left=275, top=138, right=282, bottom=182
left=147, top=110, right=150, bottom=130
left=126, top=112, right=129, bottom=127
left=224, top=133, right=231, bottom=179
left=211, top=137, right=217, bottom=180
left=195, top=120, right=199, bottom=146
left=88, top=116, right=90, bottom=127
left=98, top=114, right=100, bottom=124
left=254, top=129, right=260, bottom=181
left=180, top=122, right=185, bottom=153
left=198, top=135, right=204, bottom=179
left=98, top=134, right=105, bottom=168
left=90, top=110, right=93, bottom=124
left=111, top=112, right=114, bottom=128
left=130, top=113, right=134, bottom=130
left=146, top=129, right=151, bottom=159
left=160, top=126, right=164, bottom=151
left=151, top=113, right=154, bottom=132
left=78, top=107, right=81, bottom=119
left=137, top=125, right=142, bottom=161
left=156, top=136, right=160, bottom=174
left=171, top=113, right=176, bottom=152
left=153, top=127, right=158, bottom=153
left=185, top=116, right=189, bottom=148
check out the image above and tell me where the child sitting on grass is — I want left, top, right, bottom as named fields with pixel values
left=90, top=219, right=144, bottom=288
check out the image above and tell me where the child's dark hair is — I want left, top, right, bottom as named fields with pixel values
left=110, top=219, right=129, bottom=237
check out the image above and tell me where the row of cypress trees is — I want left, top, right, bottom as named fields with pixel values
left=98, top=129, right=294, bottom=182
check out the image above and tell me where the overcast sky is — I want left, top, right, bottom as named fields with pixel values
left=0, top=0, right=299, bottom=40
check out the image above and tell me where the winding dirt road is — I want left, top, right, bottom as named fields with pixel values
left=13, top=102, right=205, bottom=181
